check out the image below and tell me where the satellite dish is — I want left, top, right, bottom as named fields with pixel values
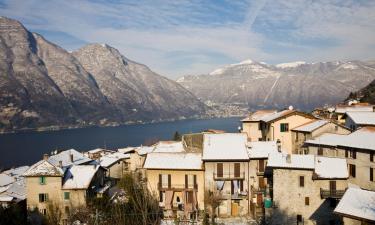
left=288, top=105, right=294, bottom=110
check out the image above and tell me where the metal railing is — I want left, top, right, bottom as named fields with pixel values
left=158, top=183, right=198, bottom=190
left=320, top=189, right=346, bottom=199
left=213, top=172, right=245, bottom=180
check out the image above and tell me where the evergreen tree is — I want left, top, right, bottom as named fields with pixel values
left=173, top=131, right=182, bottom=141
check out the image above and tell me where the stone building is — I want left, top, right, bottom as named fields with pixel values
left=304, top=127, right=375, bottom=191
left=267, top=153, right=348, bottom=225
left=291, top=119, right=351, bottom=154
left=241, top=109, right=315, bottom=154
left=202, top=133, right=250, bottom=217
left=343, top=111, right=375, bottom=131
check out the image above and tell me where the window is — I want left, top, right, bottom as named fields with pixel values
left=39, top=193, right=48, bottom=203
left=64, top=192, right=70, bottom=200
left=159, top=191, right=165, bottom=203
left=371, top=153, right=374, bottom=162
left=295, top=133, right=298, bottom=141
left=305, top=197, right=309, bottom=206
left=41, top=209, right=47, bottom=215
left=65, top=206, right=70, bottom=214
left=370, top=168, right=374, bottom=182
left=39, top=176, right=46, bottom=185
left=258, top=160, right=265, bottom=173
left=346, top=149, right=356, bottom=159
left=280, top=123, right=289, bottom=132
left=297, top=215, right=303, bottom=223
left=318, top=147, right=323, bottom=156
left=217, top=163, right=223, bottom=178
left=299, top=176, right=304, bottom=187
left=186, top=191, right=194, bottom=204
left=185, top=174, right=197, bottom=188
left=349, top=164, right=356, bottom=178
left=159, top=174, right=170, bottom=188
left=234, top=163, right=241, bottom=177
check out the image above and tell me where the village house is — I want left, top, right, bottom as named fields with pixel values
left=118, top=146, right=154, bottom=173
left=98, top=151, right=130, bottom=180
left=202, top=133, right=250, bottom=217
left=267, top=153, right=348, bottom=225
left=23, top=150, right=107, bottom=222
left=0, top=166, right=29, bottom=207
left=291, top=119, right=351, bottom=154
left=304, top=127, right=375, bottom=191
left=343, top=111, right=375, bottom=131
left=241, top=109, right=315, bottom=154
left=85, top=148, right=116, bottom=160
left=144, top=151, right=204, bottom=220
left=334, top=188, right=375, bottom=225
left=247, top=141, right=279, bottom=219
left=333, top=103, right=374, bottom=124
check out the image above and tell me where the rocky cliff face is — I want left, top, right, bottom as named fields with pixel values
left=0, top=17, right=206, bottom=131
left=177, top=60, right=375, bottom=111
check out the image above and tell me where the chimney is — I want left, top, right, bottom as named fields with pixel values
left=43, top=154, right=49, bottom=161
left=59, top=160, right=63, bottom=168
left=70, top=154, right=74, bottom=162
left=286, top=154, right=292, bottom=164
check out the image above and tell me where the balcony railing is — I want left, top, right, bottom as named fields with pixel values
left=158, top=183, right=198, bottom=190
left=320, top=189, right=346, bottom=199
left=213, top=172, right=245, bottom=180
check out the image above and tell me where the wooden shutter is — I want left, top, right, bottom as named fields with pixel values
left=217, top=163, right=223, bottom=177
left=239, top=180, right=243, bottom=192
left=231, top=181, right=234, bottom=194
left=159, top=174, right=162, bottom=189
left=329, top=181, right=336, bottom=191
left=371, top=153, right=374, bottom=162
left=168, top=174, right=171, bottom=188
left=259, top=160, right=264, bottom=172
left=345, top=150, right=348, bottom=158
left=234, top=163, right=240, bottom=177
left=159, top=191, right=163, bottom=202
left=185, top=175, right=188, bottom=188
left=259, top=177, right=265, bottom=189
left=318, top=148, right=323, bottom=156
left=193, top=175, right=197, bottom=189
left=299, top=176, right=304, bottom=187
left=370, top=168, right=373, bottom=182
left=350, top=164, right=356, bottom=178
left=305, top=197, right=309, bottom=206
left=353, top=150, right=357, bottom=159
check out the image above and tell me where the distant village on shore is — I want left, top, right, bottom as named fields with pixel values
left=1, top=99, right=375, bottom=225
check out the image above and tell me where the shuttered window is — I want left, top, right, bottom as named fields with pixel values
left=371, top=153, right=374, bottom=162
left=349, top=164, right=356, bottom=178
left=318, top=147, right=323, bottom=156
left=370, top=168, right=374, bottom=182
left=259, top=160, right=264, bottom=172
left=299, top=176, right=304, bottom=187
left=39, top=176, right=46, bottom=185
left=39, top=193, right=48, bottom=203
left=64, top=192, right=70, bottom=200
left=217, top=163, right=223, bottom=177
left=234, top=163, right=240, bottom=177
left=280, top=123, right=289, bottom=132
left=168, top=174, right=171, bottom=188
left=305, top=197, right=309, bottom=206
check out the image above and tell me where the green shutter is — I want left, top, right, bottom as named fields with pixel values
left=64, top=192, right=70, bottom=200
left=39, top=176, right=46, bottom=185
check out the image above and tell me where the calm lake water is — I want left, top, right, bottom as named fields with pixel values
left=0, top=117, right=241, bottom=169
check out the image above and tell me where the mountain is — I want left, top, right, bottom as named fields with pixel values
left=177, top=59, right=375, bottom=111
left=0, top=17, right=206, bottom=132
left=347, top=79, right=375, bottom=104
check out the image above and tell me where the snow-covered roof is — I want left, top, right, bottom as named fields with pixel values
left=334, top=188, right=375, bottom=222
left=62, top=165, right=100, bottom=189
left=345, top=112, right=375, bottom=125
left=267, top=153, right=315, bottom=169
left=335, top=105, right=374, bottom=114
left=48, top=149, right=92, bottom=167
left=153, top=141, right=185, bottom=153
left=202, top=133, right=249, bottom=161
left=87, top=148, right=104, bottom=154
left=118, top=147, right=137, bottom=154
left=136, top=146, right=155, bottom=156
left=305, top=127, right=375, bottom=151
left=241, top=110, right=277, bottom=122
left=0, top=195, right=13, bottom=202
left=23, top=160, right=64, bottom=177
left=261, top=109, right=297, bottom=123
left=314, top=157, right=348, bottom=179
left=3, top=166, right=30, bottom=178
left=99, top=152, right=130, bottom=168
left=144, top=152, right=203, bottom=170
left=0, top=174, right=15, bottom=187
left=247, top=141, right=278, bottom=159
left=292, top=120, right=329, bottom=132
left=5, top=182, right=26, bottom=200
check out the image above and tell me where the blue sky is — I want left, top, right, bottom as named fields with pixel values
left=1, top=0, right=375, bottom=78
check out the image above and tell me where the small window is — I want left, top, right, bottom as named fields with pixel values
left=305, top=197, right=309, bottom=206
left=39, top=193, right=48, bottom=203
left=299, top=176, right=304, bottom=187
left=39, top=176, right=46, bottom=185
left=370, top=168, right=374, bottom=182
left=64, top=192, right=70, bottom=200
left=371, top=153, right=374, bottom=162
left=280, top=123, right=289, bottom=132
left=318, top=147, right=323, bottom=156
left=349, top=164, right=356, bottom=178
left=297, top=214, right=303, bottom=222
left=41, top=209, right=47, bottom=215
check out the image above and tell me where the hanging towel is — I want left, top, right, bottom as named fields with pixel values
left=232, top=180, right=239, bottom=197
left=216, top=181, right=225, bottom=191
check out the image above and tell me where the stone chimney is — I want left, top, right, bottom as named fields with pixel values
left=286, top=154, right=292, bottom=164
left=43, top=153, right=49, bottom=160
left=59, top=160, right=63, bottom=168
left=70, top=153, right=74, bottom=162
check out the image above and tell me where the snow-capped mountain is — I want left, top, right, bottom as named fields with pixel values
left=177, top=59, right=375, bottom=111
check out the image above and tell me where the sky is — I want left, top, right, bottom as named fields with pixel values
left=1, top=0, right=375, bottom=79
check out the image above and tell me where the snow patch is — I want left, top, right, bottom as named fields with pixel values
left=276, top=61, right=306, bottom=68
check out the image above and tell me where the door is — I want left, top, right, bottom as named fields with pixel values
left=231, top=201, right=239, bottom=216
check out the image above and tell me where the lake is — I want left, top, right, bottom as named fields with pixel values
left=0, top=117, right=242, bottom=169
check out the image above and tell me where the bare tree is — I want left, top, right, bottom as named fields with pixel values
left=204, top=190, right=222, bottom=224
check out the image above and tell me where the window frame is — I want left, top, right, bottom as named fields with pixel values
left=280, top=123, right=289, bottom=132
left=39, top=176, right=46, bottom=185
left=299, top=176, right=305, bottom=187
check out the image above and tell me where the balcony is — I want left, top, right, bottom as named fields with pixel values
left=158, top=183, right=198, bottom=191
left=213, top=172, right=245, bottom=180
left=320, top=189, right=346, bottom=199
